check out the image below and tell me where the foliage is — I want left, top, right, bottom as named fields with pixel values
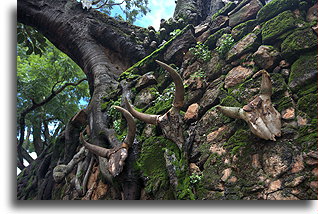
left=80, top=0, right=150, bottom=24
left=190, top=69, right=206, bottom=79
left=169, top=29, right=181, bottom=37
left=189, top=42, right=212, bottom=62
left=189, top=173, right=202, bottom=185
left=215, top=34, right=235, bottom=58
left=17, top=23, right=48, bottom=56
left=17, top=41, right=89, bottom=152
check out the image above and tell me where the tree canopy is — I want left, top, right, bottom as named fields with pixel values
left=17, top=41, right=89, bottom=160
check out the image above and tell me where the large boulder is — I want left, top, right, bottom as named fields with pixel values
left=306, top=3, right=318, bottom=22
left=253, top=45, right=280, bottom=69
left=256, top=0, right=300, bottom=23
left=224, top=66, right=254, bottom=88
left=288, top=53, right=318, bottom=93
left=226, top=33, right=260, bottom=61
left=261, top=10, right=299, bottom=44
left=231, top=19, right=258, bottom=41
left=229, top=0, right=263, bottom=27
left=281, top=28, right=318, bottom=60
left=163, top=27, right=196, bottom=64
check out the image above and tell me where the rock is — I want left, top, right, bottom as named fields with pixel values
left=173, top=0, right=198, bottom=24
left=159, top=28, right=167, bottom=40
left=149, top=41, right=157, bottom=49
left=281, top=28, right=318, bottom=60
left=312, top=168, right=318, bottom=177
left=253, top=45, right=280, bottom=69
left=228, top=176, right=238, bottom=183
left=226, top=33, right=259, bottom=61
left=134, top=88, right=157, bottom=108
left=199, top=77, right=223, bottom=112
left=205, top=52, right=227, bottom=81
left=210, top=0, right=225, bottom=15
left=261, top=10, right=298, bottom=44
left=229, top=0, right=263, bottom=27
left=184, top=103, right=199, bottom=121
left=281, top=107, right=295, bottom=120
left=297, top=94, right=317, bottom=119
left=207, top=125, right=228, bottom=143
left=209, top=144, right=226, bottom=155
left=189, top=163, right=201, bottom=174
left=268, top=179, right=281, bottom=192
left=288, top=54, right=317, bottom=92
left=183, top=89, right=204, bottom=110
left=279, top=60, right=290, bottom=68
left=306, top=3, right=317, bottom=22
left=312, top=25, right=318, bottom=35
left=309, top=181, right=318, bottom=193
left=263, top=154, right=289, bottom=178
left=231, top=19, right=258, bottom=41
left=210, top=15, right=229, bottom=34
left=256, top=0, right=299, bottom=23
left=252, top=154, right=261, bottom=169
left=285, top=176, right=305, bottom=188
left=221, top=168, right=232, bottom=182
left=297, top=115, right=308, bottom=126
left=267, top=191, right=299, bottom=200
left=306, top=151, right=318, bottom=159
left=197, top=29, right=212, bottom=43
left=194, top=22, right=209, bottom=36
left=204, top=27, right=231, bottom=50
left=163, top=27, right=196, bottom=63
left=291, top=155, right=304, bottom=173
left=135, top=73, right=157, bottom=92
left=224, top=66, right=254, bottom=88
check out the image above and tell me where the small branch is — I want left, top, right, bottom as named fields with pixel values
left=95, top=0, right=127, bottom=9
left=17, top=78, right=87, bottom=164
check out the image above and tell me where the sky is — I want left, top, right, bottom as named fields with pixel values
left=111, top=0, right=176, bottom=30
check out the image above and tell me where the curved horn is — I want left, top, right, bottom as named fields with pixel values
left=155, top=60, right=184, bottom=109
left=80, top=132, right=111, bottom=158
left=124, top=97, right=159, bottom=125
left=260, top=70, right=272, bottom=98
left=216, top=106, right=247, bottom=120
left=112, top=105, right=136, bottom=147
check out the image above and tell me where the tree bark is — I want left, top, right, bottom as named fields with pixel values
left=17, top=0, right=152, bottom=199
left=17, top=0, right=220, bottom=200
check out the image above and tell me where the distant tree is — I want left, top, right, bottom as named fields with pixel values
left=17, top=42, right=89, bottom=169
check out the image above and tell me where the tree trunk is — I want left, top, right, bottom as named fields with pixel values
left=17, top=0, right=237, bottom=200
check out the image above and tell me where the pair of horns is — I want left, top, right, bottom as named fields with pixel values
left=81, top=106, right=136, bottom=158
left=125, top=60, right=185, bottom=125
left=216, top=71, right=281, bottom=141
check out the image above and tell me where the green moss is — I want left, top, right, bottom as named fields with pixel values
left=281, top=28, right=318, bottom=59
left=119, top=24, right=194, bottom=81
left=297, top=93, right=317, bottom=118
left=204, top=28, right=230, bottom=50
left=211, top=2, right=236, bottom=21
left=261, top=10, right=298, bottom=44
left=144, top=96, right=172, bottom=115
left=231, top=19, right=258, bottom=41
left=224, top=129, right=250, bottom=155
left=295, top=119, right=317, bottom=152
left=256, top=0, right=299, bottom=23
left=274, top=96, right=294, bottom=113
left=220, top=96, right=241, bottom=107
left=289, top=53, right=318, bottom=92
left=137, top=136, right=181, bottom=199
